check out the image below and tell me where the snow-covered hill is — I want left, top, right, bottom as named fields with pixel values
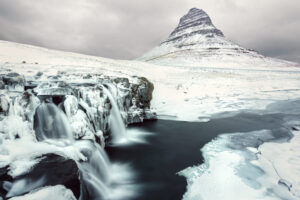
left=1, top=39, right=300, bottom=122
left=138, top=8, right=297, bottom=68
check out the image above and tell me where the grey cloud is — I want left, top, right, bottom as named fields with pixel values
left=0, top=0, right=299, bottom=62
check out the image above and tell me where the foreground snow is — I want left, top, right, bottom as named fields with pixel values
left=257, top=126, right=300, bottom=198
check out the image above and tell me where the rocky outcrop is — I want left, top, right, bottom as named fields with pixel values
left=113, top=76, right=155, bottom=124
left=0, top=70, right=156, bottom=199
left=0, top=71, right=156, bottom=145
left=1, top=72, right=25, bottom=92
left=0, top=154, right=80, bottom=199
left=0, top=95, right=10, bottom=113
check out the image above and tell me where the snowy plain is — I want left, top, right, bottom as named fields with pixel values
left=1, top=40, right=300, bottom=122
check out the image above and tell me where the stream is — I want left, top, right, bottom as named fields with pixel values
left=106, top=112, right=290, bottom=200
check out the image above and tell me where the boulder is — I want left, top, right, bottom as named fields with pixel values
left=0, top=95, right=10, bottom=113
left=1, top=73, right=25, bottom=91
left=0, top=154, right=80, bottom=199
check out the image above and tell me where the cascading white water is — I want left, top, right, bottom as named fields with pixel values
left=75, top=140, right=112, bottom=200
left=102, top=85, right=127, bottom=144
left=33, top=102, right=113, bottom=200
left=34, top=102, right=74, bottom=143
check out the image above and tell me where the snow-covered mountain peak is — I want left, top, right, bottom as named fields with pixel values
left=138, top=8, right=297, bottom=68
left=164, top=8, right=224, bottom=45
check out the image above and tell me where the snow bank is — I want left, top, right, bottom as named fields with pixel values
left=256, top=126, right=300, bottom=198
left=0, top=136, right=86, bottom=178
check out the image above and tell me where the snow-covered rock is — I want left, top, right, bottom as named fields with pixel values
left=0, top=50, right=156, bottom=199
left=0, top=153, right=80, bottom=199
left=9, top=185, right=76, bottom=200
left=0, top=68, right=156, bottom=145
left=1, top=72, right=25, bottom=92
left=0, top=94, right=10, bottom=113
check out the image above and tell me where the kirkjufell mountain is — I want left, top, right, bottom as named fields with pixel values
left=138, top=8, right=297, bottom=67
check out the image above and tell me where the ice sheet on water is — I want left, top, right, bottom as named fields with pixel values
left=255, top=125, right=300, bottom=199
left=179, top=129, right=299, bottom=200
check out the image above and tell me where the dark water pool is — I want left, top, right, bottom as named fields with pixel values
left=106, top=112, right=288, bottom=200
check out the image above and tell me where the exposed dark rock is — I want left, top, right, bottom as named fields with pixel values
left=24, top=81, right=38, bottom=90
left=136, top=77, right=154, bottom=108
left=113, top=77, right=130, bottom=88
left=0, top=95, right=10, bottom=113
left=0, top=166, right=12, bottom=199
left=124, top=77, right=156, bottom=124
left=278, top=179, right=292, bottom=191
left=34, top=72, right=43, bottom=79
left=0, top=79, right=5, bottom=89
left=5, top=73, right=20, bottom=78
left=0, top=154, right=80, bottom=199
left=83, top=74, right=92, bottom=79
left=1, top=73, right=25, bottom=91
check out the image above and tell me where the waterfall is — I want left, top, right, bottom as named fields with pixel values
left=75, top=140, right=112, bottom=200
left=33, top=103, right=114, bottom=200
left=102, top=85, right=127, bottom=144
left=34, top=102, right=74, bottom=143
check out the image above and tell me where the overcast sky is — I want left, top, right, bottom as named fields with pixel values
left=0, top=0, right=299, bottom=62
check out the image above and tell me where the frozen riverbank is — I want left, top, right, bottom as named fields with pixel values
left=106, top=108, right=298, bottom=200
left=180, top=101, right=300, bottom=200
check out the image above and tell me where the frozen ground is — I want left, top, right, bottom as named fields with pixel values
left=178, top=99, right=300, bottom=200
left=1, top=40, right=300, bottom=122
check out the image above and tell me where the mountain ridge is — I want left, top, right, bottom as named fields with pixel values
left=162, top=8, right=224, bottom=45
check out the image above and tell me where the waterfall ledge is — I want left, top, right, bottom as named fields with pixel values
left=0, top=71, right=156, bottom=199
